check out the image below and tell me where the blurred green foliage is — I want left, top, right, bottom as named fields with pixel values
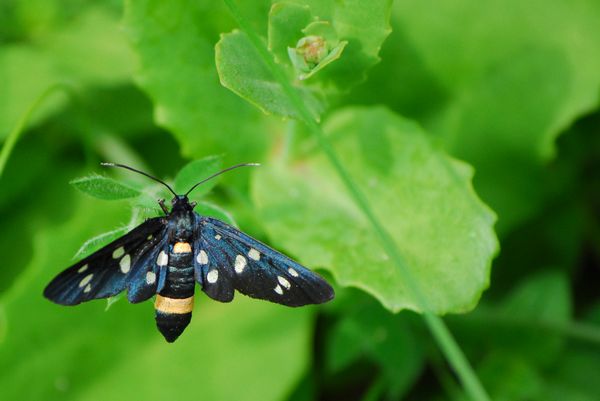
left=0, top=0, right=599, bottom=400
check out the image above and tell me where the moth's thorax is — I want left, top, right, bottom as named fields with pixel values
left=168, top=209, right=195, bottom=242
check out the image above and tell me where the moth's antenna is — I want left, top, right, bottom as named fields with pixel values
left=101, top=162, right=177, bottom=196
left=185, top=163, right=260, bottom=196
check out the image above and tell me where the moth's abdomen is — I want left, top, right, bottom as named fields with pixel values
left=155, top=295, right=194, bottom=342
left=155, top=242, right=195, bottom=343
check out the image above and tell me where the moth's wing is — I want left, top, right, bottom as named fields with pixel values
left=193, top=215, right=334, bottom=306
left=44, top=217, right=169, bottom=305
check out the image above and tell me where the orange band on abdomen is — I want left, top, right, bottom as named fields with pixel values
left=155, top=295, right=194, bottom=314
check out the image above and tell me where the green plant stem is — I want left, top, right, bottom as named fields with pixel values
left=0, top=83, right=72, bottom=178
left=222, top=1, right=491, bottom=400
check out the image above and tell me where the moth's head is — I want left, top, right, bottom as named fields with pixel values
left=171, top=195, right=195, bottom=212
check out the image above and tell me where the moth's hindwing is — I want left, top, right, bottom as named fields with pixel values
left=193, top=215, right=334, bottom=306
left=44, top=217, right=168, bottom=305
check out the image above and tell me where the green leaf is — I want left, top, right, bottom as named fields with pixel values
left=0, top=6, right=134, bottom=138
left=544, top=346, right=600, bottom=401
left=287, top=21, right=348, bottom=81
left=253, top=106, right=498, bottom=313
left=216, top=29, right=324, bottom=120
left=475, top=353, right=544, bottom=401
left=390, top=0, right=600, bottom=233
left=218, top=0, right=391, bottom=119
left=449, top=271, right=572, bottom=369
left=271, top=0, right=392, bottom=89
left=268, top=2, right=312, bottom=65
left=124, top=0, right=270, bottom=164
left=498, top=271, right=571, bottom=366
left=325, top=297, right=424, bottom=398
left=70, top=175, right=141, bottom=200
left=0, top=196, right=313, bottom=401
left=173, top=156, right=223, bottom=196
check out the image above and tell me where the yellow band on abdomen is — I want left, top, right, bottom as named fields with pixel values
left=173, top=242, right=192, bottom=253
left=155, top=295, right=194, bottom=314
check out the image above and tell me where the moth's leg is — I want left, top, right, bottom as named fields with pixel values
left=158, top=199, right=169, bottom=214
left=190, top=201, right=197, bottom=209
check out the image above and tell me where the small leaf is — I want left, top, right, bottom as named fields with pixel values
left=295, top=41, right=347, bottom=81
left=174, top=155, right=223, bottom=196
left=253, top=106, right=498, bottom=314
left=124, top=0, right=270, bottom=163
left=268, top=2, right=312, bottom=65
left=268, top=1, right=392, bottom=90
left=216, top=29, right=324, bottom=120
left=105, top=294, right=124, bottom=311
left=70, top=175, right=141, bottom=200
left=286, top=21, right=348, bottom=80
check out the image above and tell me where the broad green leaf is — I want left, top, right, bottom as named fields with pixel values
left=0, top=196, right=314, bottom=401
left=70, top=175, right=141, bottom=200
left=0, top=46, right=65, bottom=138
left=216, top=29, right=324, bottom=120
left=124, top=0, right=270, bottom=164
left=0, top=156, right=79, bottom=294
left=389, top=0, right=600, bottom=233
left=253, top=106, right=498, bottom=313
left=173, top=155, right=223, bottom=196
left=0, top=6, right=134, bottom=138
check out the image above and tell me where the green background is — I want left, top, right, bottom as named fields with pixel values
left=1, top=0, right=599, bottom=400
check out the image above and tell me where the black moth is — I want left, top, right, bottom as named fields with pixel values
left=44, top=163, right=334, bottom=342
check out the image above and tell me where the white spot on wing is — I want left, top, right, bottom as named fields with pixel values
left=248, top=248, right=260, bottom=261
left=112, top=246, right=125, bottom=259
left=146, top=271, right=156, bottom=285
left=215, top=234, right=222, bottom=240
left=288, top=268, right=299, bottom=277
left=207, top=269, right=219, bottom=283
left=274, top=284, right=283, bottom=295
left=79, top=274, right=93, bottom=288
left=77, top=264, right=88, bottom=273
left=235, top=255, right=247, bottom=273
left=278, top=276, right=291, bottom=290
left=197, top=250, right=208, bottom=265
left=84, top=284, right=92, bottom=293
left=120, top=254, right=131, bottom=273
left=157, top=251, right=168, bottom=267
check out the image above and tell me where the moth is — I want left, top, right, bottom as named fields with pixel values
left=44, top=163, right=334, bottom=342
